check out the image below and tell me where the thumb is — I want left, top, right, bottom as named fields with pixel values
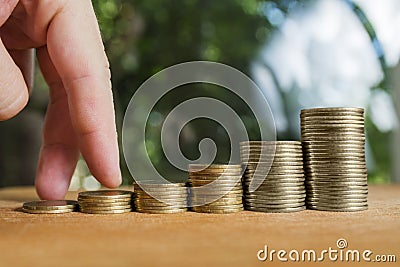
left=0, top=0, right=29, bottom=121
left=0, top=0, right=18, bottom=25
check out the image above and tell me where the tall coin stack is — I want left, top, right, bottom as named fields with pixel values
left=301, top=107, right=368, bottom=211
left=133, top=182, right=188, bottom=214
left=189, top=164, right=244, bottom=214
left=240, top=141, right=306, bottom=213
left=78, top=190, right=133, bottom=214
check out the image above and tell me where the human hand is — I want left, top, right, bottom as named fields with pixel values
left=0, top=0, right=121, bottom=199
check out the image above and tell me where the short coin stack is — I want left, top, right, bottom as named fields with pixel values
left=189, top=164, right=244, bottom=214
left=301, top=107, right=368, bottom=211
left=78, top=190, right=133, bottom=214
left=22, top=200, right=78, bottom=214
left=240, top=141, right=306, bottom=213
left=133, top=182, right=188, bottom=214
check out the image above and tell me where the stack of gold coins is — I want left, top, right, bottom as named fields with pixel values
left=133, top=182, right=188, bottom=214
left=240, top=141, right=306, bottom=213
left=301, top=107, right=368, bottom=211
left=78, top=190, right=133, bottom=214
left=189, top=164, right=243, bottom=214
left=22, top=200, right=78, bottom=214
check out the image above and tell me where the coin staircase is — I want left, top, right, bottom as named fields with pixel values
left=22, top=107, right=368, bottom=214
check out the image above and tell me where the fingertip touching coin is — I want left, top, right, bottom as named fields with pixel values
left=0, top=0, right=122, bottom=200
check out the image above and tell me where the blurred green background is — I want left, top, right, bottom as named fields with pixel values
left=0, top=0, right=399, bottom=189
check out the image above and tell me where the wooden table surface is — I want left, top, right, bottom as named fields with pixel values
left=0, top=185, right=399, bottom=267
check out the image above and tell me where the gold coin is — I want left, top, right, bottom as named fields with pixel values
left=133, top=182, right=186, bottom=187
left=305, top=153, right=365, bottom=158
left=22, top=207, right=75, bottom=214
left=301, top=129, right=365, bottom=134
left=135, top=198, right=187, bottom=205
left=306, top=175, right=367, bottom=180
left=198, top=202, right=243, bottom=208
left=190, top=189, right=242, bottom=195
left=306, top=188, right=367, bottom=193
left=135, top=204, right=189, bottom=209
left=300, top=113, right=364, bottom=118
left=192, top=206, right=243, bottom=214
left=79, top=204, right=132, bottom=210
left=78, top=190, right=133, bottom=199
left=301, top=116, right=364, bottom=122
left=241, top=149, right=302, bottom=155
left=246, top=169, right=304, bottom=175
left=135, top=203, right=187, bottom=210
left=191, top=193, right=243, bottom=200
left=78, top=201, right=131, bottom=207
left=247, top=164, right=303, bottom=169
left=304, top=160, right=366, bottom=165
left=206, top=198, right=243, bottom=205
left=306, top=185, right=368, bottom=190
left=241, top=144, right=302, bottom=148
left=308, top=205, right=368, bottom=212
left=240, top=143, right=301, bottom=147
left=245, top=200, right=305, bottom=207
left=301, top=120, right=365, bottom=125
left=23, top=200, right=78, bottom=211
left=250, top=171, right=305, bottom=177
left=240, top=141, right=301, bottom=146
left=189, top=182, right=241, bottom=189
left=244, top=162, right=303, bottom=167
left=80, top=208, right=132, bottom=214
left=191, top=195, right=242, bottom=202
left=245, top=198, right=305, bottom=204
left=245, top=181, right=305, bottom=186
left=303, top=147, right=365, bottom=152
left=134, top=194, right=187, bottom=200
left=245, top=206, right=305, bottom=213
left=301, top=136, right=365, bottom=141
left=307, top=196, right=368, bottom=203
left=302, top=139, right=365, bottom=143
left=305, top=170, right=367, bottom=176
left=189, top=178, right=241, bottom=183
left=244, top=184, right=305, bottom=190
left=240, top=150, right=299, bottom=155
left=300, top=107, right=364, bottom=113
left=248, top=189, right=306, bottom=196
left=77, top=198, right=132, bottom=204
left=189, top=174, right=242, bottom=180
left=244, top=175, right=305, bottom=181
left=242, top=157, right=303, bottom=163
left=189, top=172, right=242, bottom=178
left=302, top=143, right=365, bottom=148
left=201, top=203, right=243, bottom=209
left=307, top=201, right=368, bottom=208
left=306, top=199, right=367, bottom=204
left=136, top=207, right=187, bottom=214
left=245, top=194, right=306, bottom=200
left=190, top=186, right=243, bottom=192
left=245, top=175, right=304, bottom=181
left=304, top=167, right=367, bottom=172
left=134, top=188, right=188, bottom=194
left=240, top=151, right=302, bottom=156
left=189, top=164, right=241, bottom=170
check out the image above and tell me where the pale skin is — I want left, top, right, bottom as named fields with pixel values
left=0, top=0, right=122, bottom=199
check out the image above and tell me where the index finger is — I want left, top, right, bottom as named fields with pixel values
left=46, top=0, right=121, bottom=188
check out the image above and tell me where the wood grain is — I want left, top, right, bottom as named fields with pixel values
left=0, top=185, right=399, bottom=267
